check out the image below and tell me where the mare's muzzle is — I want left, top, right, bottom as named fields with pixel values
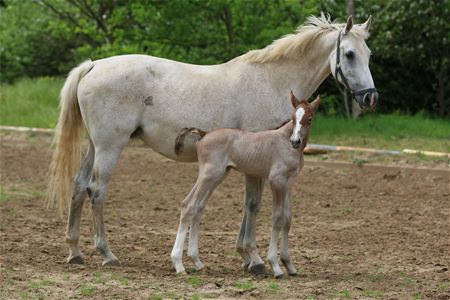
left=353, top=89, right=378, bottom=110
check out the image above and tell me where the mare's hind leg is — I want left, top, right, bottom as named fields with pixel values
left=66, top=140, right=95, bottom=264
left=88, top=135, right=129, bottom=267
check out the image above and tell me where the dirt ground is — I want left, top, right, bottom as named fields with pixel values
left=1, top=132, right=449, bottom=300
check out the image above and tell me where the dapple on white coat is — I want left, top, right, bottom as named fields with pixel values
left=46, top=14, right=377, bottom=272
left=171, top=92, right=320, bottom=278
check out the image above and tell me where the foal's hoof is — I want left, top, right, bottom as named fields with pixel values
left=288, top=272, right=298, bottom=277
left=67, top=256, right=84, bottom=265
left=102, top=258, right=120, bottom=267
left=249, top=264, right=266, bottom=277
left=275, top=273, right=285, bottom=279
left=175, top=269, right=188, bottom=276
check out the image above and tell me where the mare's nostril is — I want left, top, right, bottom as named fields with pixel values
left=363, top=93, right=370, bottom=106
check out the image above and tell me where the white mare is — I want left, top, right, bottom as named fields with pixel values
left=47, top=14, right=378, bottom=272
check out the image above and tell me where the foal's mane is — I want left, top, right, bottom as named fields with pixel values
left=243, top=13, right=370, bottom=64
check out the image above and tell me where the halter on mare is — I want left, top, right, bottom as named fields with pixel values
left=334, top=30, right=377, bottom=108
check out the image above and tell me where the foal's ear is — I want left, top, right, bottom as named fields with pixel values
left=344, top=15, right=353, bottom=34
left=310, top=95, right=321, bottom=113
left=290, top=91, right=301, bottom=108
left=360, top=15, right=372, bottom=33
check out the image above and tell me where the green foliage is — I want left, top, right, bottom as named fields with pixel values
left=366, top=0, right=450, bottom=116
left=0, top=0, right=448, bottom=116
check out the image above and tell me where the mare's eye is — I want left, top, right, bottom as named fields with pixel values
left=308, top=117, right=312, bottom=124
left=345, top=51, right=354, bottom=59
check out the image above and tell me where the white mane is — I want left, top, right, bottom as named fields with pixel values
left=243, top=13, right=370, bottom=63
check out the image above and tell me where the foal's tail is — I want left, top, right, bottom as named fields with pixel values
left=46, top=60, right=94, bottom=216
left=174, top=127, right=208, bottom=155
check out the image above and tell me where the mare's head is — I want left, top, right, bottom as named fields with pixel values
left=330, top=15, right=378, bottom=109
left=289, top=91, right=320, bottom=149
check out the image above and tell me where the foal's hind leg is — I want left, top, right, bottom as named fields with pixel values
left=88, top=136, right=129, bottom=267
left=66, top=140, right=95, bottom=264
left=187, top=168, right=228, bottom=270
left=171, top=167, right=226, bottom=273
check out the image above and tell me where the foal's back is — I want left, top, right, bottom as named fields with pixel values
left=197, top=127, right=302, bottom=179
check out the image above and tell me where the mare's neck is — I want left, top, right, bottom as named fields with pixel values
left=257, top=31, right=337, bottom=100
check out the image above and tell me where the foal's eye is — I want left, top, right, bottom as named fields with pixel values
left=345, top=51, right=354, bottom=59
left=308, top=117, right=312, bottom=124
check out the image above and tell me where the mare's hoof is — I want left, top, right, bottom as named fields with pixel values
left=67, top=256, right=84, bottom=264
left=102, top=258, right=120, bottom=267
left=275, top=273, right=285, bottom=279
left=249, top=264, right=266, bottom=277
left=288, top=272, right=298, bottom=277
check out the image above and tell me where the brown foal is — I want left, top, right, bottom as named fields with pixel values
left=171, top=92, right=320, bottom=278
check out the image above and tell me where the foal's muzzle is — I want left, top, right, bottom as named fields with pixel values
left=354, top=91, right=379, bottom=110
left=290, top=139, right=301, bottom=149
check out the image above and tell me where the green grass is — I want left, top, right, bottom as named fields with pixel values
left=0, top=77, right=63, bottom=128
left=79, top=283, right=95, bottom=296
left=361, top=288, right=384, bottom=298
left=187, top=276, right=201, bottom=287
left=1, top=77, right=448, bottom=153
left=310, top=113, right=449, bottom=152
left=235, top=280, right=255, bottom=291
left=0, top=184, right=43, bottom=202
left=266, top=282, right=279, bottom=294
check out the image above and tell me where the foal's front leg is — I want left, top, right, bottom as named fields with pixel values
left=280, top=190, right=297, bottom=276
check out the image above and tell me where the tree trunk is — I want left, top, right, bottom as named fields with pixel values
left=222, top=5, right=235, bottom=49
left=437, top=67, right=449, bottom=117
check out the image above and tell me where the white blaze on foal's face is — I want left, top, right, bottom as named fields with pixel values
left=288, top=92, right=320, bottom=150
left=290, top=107, right=306, bottom=149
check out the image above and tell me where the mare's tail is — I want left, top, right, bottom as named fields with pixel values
left=174, top=127, right=207, bottom=155
left=46, top=60, right=94, bottom=216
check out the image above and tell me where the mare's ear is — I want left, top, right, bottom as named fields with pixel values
left=344, top=15, right=353, bottom=34
left=290, top=91, right=301, bottom=108
left=310, top=95, right=320, bottom=113
left=360, top=15, right=372, bottom=32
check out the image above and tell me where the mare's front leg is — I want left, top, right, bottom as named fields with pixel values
left=267, top=176, right=291, bottom=278
left=236, top=175, right=266, bottom=275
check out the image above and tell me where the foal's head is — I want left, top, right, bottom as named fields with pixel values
left=289, top=91, right=320, bottom=149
